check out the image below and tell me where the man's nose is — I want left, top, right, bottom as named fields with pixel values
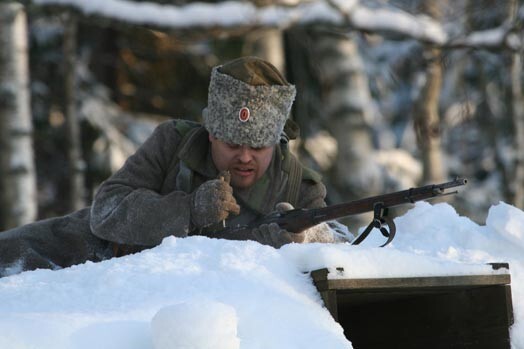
left=238, top=146, right=253, bottom=163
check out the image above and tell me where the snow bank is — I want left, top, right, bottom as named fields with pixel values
left=0, top=202, right=523, bottom=348
left=487, top=202, right=524, bottom=250
left=0, top=237, right=348, bottom=349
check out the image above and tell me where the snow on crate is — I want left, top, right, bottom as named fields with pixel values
left=0, top=202, right=523, bottom=348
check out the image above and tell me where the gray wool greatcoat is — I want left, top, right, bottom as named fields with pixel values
left=0, top=119, right=328, bottom=276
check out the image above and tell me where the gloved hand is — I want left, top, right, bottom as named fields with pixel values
left=191, top=171, right=240, bottom=229
left=252, top=202, right=352, bottom=248
left=251, top=202, right=305, bottom=248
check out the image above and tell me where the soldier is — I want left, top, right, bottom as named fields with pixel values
left=0, top=56, right=349, bottom=277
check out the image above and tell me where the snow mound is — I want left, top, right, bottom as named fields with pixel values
left=486, top=201, right=524, bottom=249
left=151, top=300, right=240, bottom=349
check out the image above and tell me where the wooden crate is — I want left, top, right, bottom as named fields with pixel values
left=311, top=266, right=513, bottom=349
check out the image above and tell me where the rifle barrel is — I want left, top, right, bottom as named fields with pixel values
left=308, top=177, right=467, bottom=226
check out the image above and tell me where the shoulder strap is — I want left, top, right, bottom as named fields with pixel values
left=174, top=120, right=202, bottom=193
left=176, top=160, right=194, bottom=194
left=285, top=153, right=303, bottom=207
left=280, top=145, right=322, bottom=207
left=174, top=119, right=201, bottom=137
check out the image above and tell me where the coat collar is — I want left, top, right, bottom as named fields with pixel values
left=177, top=126, right=218, bottom=179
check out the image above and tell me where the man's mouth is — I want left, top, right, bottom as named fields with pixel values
left=232, top=167, right=255, bottom=177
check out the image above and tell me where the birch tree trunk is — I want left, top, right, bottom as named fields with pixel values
left=286, top=27, right=379, bottom=200
left=285, top=28, right=379, bottom=233
left=312, top=30, right=379, bottom=201
left=0, top=2, right=37, bottom=229
left=245, top=0, right=285, bottom=73
left=413, top=1, right=446, bottom=184
left=244, top=28, right=285, bottom=74
left=509, top=0, right=524, bottom=208
left=324, top=35, right=379, bottom=198
left=63, top=12, right=86, bottom=210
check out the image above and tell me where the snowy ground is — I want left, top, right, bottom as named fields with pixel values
left=0, top=201, right=523, bottom=349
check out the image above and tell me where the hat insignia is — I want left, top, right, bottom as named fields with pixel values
left=239, top=107, right=250, bottom=122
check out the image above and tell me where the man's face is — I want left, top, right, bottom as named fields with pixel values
left=209, top=134, right=274, bottom=189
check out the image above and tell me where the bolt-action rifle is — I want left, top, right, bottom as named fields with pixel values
left=213, top=178, right=467, bottom=247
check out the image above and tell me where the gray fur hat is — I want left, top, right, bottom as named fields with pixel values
left=203, top=56, right=296, bottom=148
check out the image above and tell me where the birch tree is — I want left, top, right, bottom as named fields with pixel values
left=244, top=28, right=286, bottom=74
left=509, top=0, right=524, bottom=208
left=63, top=12, right=86, bottom=210
left=0, top=2, right=37, bottom=229
left=285, top=25, right=382, bottom=235
left=413, top=1, right=447, bottom=184
left=313, top=30, right=380, bottom=200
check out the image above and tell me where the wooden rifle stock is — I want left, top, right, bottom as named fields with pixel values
left=213, top=178, right=467, bottom=242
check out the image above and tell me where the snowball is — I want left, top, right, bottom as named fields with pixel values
left=151, top=300, right=240, bottom=349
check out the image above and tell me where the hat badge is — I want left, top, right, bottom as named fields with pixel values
left=239, top=107, right=250, bottom=122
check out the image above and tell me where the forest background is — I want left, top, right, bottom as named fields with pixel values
left=1, top=0, right=523, bottom=234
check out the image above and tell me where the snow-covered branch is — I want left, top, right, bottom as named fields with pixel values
left=325, top=0, right=446, bottom=44
left=446, top=22, right=523, bottom=51
left=32, top=0, right=447, bottom=43
left=30, top=0, right=523, bottom=51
